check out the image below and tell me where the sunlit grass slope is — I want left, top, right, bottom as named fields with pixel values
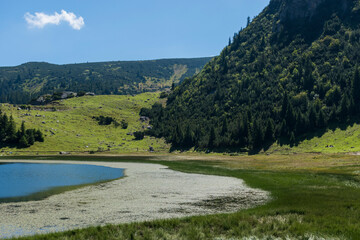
left=268, top=122, right=360, bottom=154
left=0, top=92, right=169, bottom=155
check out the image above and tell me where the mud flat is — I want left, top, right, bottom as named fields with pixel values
left=0, top=160, right=269, bottom=238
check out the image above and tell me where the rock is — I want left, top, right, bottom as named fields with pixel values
left=273, top=0, right=349, bottom=33
left=61, top=92, right=77, bottom=99
left=140, top=116, right=149, bottom=122
left=279, top=0, right=326, bottom=21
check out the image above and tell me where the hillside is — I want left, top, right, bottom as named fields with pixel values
left=144, top=0, right=360, bottom=153
left=0, top=92, right=169, bottom=155
left=0, top=57, right=211, bottom=104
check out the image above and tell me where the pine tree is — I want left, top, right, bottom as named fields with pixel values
left=280, top=93, right=290, bottom=120
left=289, top=132, right=296, bottom=146
left=171, top=124, right=183, bottom=147
left=35, top=129, right=45, bottom=142
left=221, top=118, right=228, bottom=136
left=7, top=116, right=17, bottom=143
left=250, top=120, right=264, bottom=150
left=308, top=104, right=318, bottom=129
left=303, top=58, right=315, bottom=90
left=339, top=94, right=350, bottom=121
left=208, top=126, right=216, bottom=148
left=318, top=109, right=327, bottom=128
left=264, top=119, right=275, bottom=142
left=18, top=135, right=29, bottom=148
left=351, top=67, right=360, bottom=113
left=27, top=130, right=35, bottom=145
left=183, top=125, right=193, bottom=147
left=20, top=121, right=26, bottom=136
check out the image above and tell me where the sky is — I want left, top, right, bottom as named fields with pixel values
left=0, top=0, right=269, bottom=67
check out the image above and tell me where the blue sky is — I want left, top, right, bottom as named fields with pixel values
left=0, top=0, right=269, bottom=67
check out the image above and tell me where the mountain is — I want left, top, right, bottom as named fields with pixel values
left=0, top=57, right=211, bottom=104
left=144, top=0, right=360, bottom=152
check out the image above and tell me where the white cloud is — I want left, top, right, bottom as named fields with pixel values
left=25, top=10, right=84, bottom=30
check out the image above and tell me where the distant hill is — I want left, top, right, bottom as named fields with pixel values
left=144, top=0, right=360, bottom=152
left=0, top=57, right=211, bottom=104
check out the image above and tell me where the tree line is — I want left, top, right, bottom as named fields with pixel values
left=0, top=111, right=44, bottom=148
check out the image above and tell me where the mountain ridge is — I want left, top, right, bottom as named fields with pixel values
left=0, top=57, right=211, bottom=104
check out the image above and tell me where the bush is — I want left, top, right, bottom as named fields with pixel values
left=121, top=119, right=128, bottom=129
left=159, top=92, right=168, bottom=98
left=133, top=131, right=145, bottom=140
left=93, top=116, right=114, bottom=125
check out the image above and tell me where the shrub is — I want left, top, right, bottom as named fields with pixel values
left=133, top=131, right=145, bottom=140
left=121, top=119, right=128, bottom=129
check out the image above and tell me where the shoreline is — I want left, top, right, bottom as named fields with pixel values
left=0, top=160, right=269, bottom=238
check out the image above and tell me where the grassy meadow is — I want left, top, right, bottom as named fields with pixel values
left=0, top=92, right=169, bottom=155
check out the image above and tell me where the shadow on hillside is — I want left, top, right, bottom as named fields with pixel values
left=170, top=117, right=360, bottom=155
left=276, top=117, right=360, bottom=151
left=165, top=117, right=360, bottom=155
left=0, top=142, right=26, bottom=150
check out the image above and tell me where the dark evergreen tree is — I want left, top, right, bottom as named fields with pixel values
left=0, top=112, right=44, bottom=148
left=264, top=119, right=275, bottom=142
left=35, top=129, right=45, bottom=142
left=18, top=135, right=29, bottom=148
left=351, top=67, right=360, bottom=113
left=208, top=127, right=216, bottom=149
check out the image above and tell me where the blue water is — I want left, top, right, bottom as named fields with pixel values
left=0, top=163, right=124, bottom=199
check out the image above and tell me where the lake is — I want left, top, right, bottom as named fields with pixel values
left=0, top=162, right=124, bottom=201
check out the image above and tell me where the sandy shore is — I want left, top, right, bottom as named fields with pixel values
left=0, top=160, right=269, bottom=238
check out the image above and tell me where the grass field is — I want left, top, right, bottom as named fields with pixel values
left=267, top=121, right=360, bottom=154
left=3, top=153, right=360, bottom=240
left=0, top=92, right=169, bottom=155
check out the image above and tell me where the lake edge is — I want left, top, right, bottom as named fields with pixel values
left=0, top=162, right=125, bottom=203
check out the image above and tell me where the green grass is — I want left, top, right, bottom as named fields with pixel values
left=0, top=92, right=169, bottom=155
left=268, top=121, right=360, bottom=154
left=5, top=154, right=360, bottom=239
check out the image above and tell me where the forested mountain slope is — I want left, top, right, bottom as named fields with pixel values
left=0, top=58, right=211, bottom=104
left=144, top=0, right=360, bottom=152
